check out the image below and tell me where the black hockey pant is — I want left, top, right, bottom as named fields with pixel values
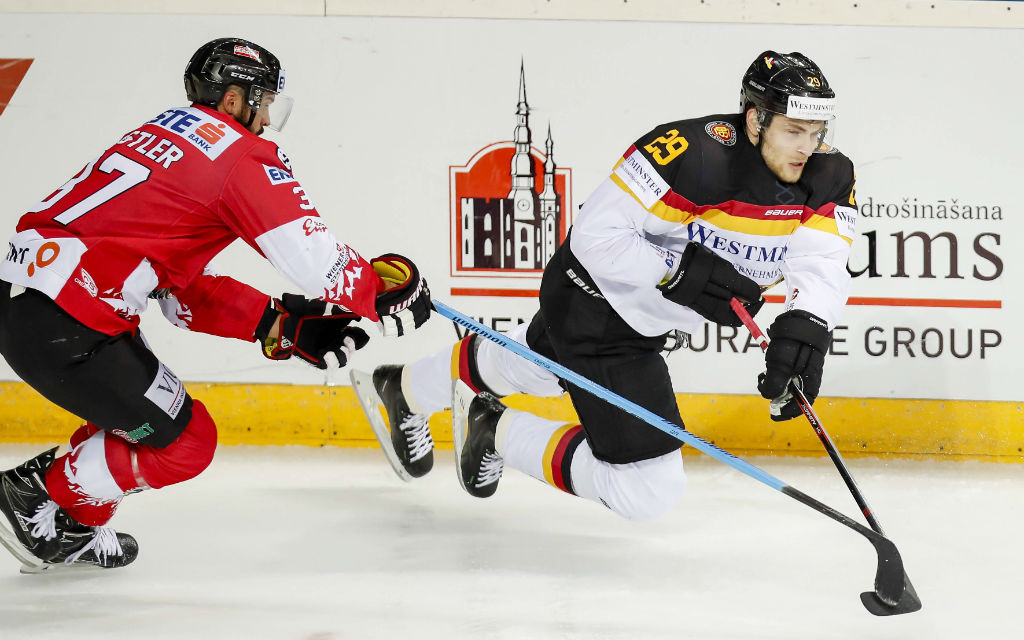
left=525, top=242, right=685, bottom=465
left=0, top=281, right=192, bottom=448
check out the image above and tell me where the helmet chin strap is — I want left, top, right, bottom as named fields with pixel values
left=745, top=108, right=770, bottom=150
left=244, top=106, right=257, bottom=129
left=749, top=125, right=765, bottom=151
left=753, top=109, right=773, bottom=150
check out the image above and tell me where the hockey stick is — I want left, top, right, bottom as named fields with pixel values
left=433, top=299, right=921, bottom=616
left=728, top=300, right=920, bottom=615
left=729, top=298, right=884, bottom=532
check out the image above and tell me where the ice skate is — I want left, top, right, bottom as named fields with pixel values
left=0, top=448, right=65, bottom=570
left=350, top=365, right=434, bottom=481
left=22, top=519, right=139, bottom=574
left=451, top=380, right=506, bottom=498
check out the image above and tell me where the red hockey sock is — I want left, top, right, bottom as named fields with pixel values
left=46, top=423, right=124, bottom=526
left=46, top=400, right=218, bottom=526
left=133, top=399, right=218, bottom=490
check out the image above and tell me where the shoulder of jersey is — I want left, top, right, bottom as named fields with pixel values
left=143, top=105, right=263, bottom=164
left=270, top=142, right=294, bottom=173
left=244, top=134, right=293, bottom=170
left=651, top=113, right=741, bottom=138
left=632, top=114, right=742, bottom=185
left=803, top=147, right=855, bottom=185
left=692, top=113, right=744, bottom=150
left=638, top=114, right=743, bottom=153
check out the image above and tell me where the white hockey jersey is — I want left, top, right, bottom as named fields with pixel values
left=571, top=113, right=856, bottom=337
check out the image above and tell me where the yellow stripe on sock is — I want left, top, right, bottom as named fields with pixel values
left=541, top=423, right=578, bottom=487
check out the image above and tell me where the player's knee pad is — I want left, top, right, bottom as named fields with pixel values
left=595, top=452, right=687, bottom=522
left=135, top=399, right=218, bottom=489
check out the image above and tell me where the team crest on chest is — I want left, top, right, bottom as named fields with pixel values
left=705, top=121, right=737, bottom=146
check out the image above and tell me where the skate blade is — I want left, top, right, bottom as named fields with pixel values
left=20, top=561, right=108, bottom=574
left=0, top=516, right=47, bottom=572
left=450, top=380, right=474, bottom=493
left=350, top=369, right=414, bottom=483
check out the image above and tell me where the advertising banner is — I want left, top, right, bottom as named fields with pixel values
left=0, top=13, right=1020, bottom=407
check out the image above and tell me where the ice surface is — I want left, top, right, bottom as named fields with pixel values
left=0, top=445, right=1017, bottom=639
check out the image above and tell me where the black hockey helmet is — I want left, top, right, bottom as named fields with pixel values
left=741, top=51, right=837, bottom=151
left=184, top=37, right=293, bottom=131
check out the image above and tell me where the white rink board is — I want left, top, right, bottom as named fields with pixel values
left=0, top=13, right=1021, bottom=401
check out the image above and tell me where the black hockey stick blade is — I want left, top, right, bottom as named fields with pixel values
left=782, top=487, right=921, bottom=615
left=861, top=534, right=921, bottom=615
left=861, top=575, right=921, bottom=616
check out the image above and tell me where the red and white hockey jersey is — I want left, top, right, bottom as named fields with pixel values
left=0, top=105, right=383, bottom=338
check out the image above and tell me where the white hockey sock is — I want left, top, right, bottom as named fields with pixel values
left=500, top=411, right=688, bottom=521
left=406, top=323, right=563, bottom=416
left=407, top=347, right=452, bottom=415
left=499, top=410, right=591, bottom=497
left=59, top=431, right=125, bottom=501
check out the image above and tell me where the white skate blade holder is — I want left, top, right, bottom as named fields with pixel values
left=19, top=561, right=103, bottom=575
left=0, top=519, right=46, bottom=573
left=349, top=369, right=414, bottom=483
left=450, top=379, right=474, bottom=491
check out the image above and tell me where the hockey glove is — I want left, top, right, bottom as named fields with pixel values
left=255, top=294, right=370, bottom=369
left=371, top=254, right=432, bottom=337
left=757, top=310, right=831, bottom=421
left=657, top=243, right=764, bottom=326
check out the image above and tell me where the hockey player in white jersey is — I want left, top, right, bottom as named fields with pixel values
left=353, top=50, right=855, bottom=520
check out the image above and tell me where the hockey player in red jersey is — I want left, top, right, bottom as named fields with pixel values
left=0, top=37, right=431, bottom=572
left=352, top=51, right=855, bottom=520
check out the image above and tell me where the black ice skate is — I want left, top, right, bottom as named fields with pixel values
left=22, top=517, right=139, bottom=574
left=0, top=448, right=64, bottom=570
left=451, top=380, right=506, bottom=499
left=350, top=365, right=434, bottom=481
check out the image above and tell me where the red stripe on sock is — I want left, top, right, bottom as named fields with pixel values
left=68, top=423, right=101, bottom=449
left=549, top=425, right=583, bottom=493
left=457, top=337, right=481, bottom=394
left=103, top=432, right=138, bottom=493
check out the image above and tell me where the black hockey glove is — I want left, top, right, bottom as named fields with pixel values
left=757, top=310, right=831, bottom=421
left=657, top=243, right=764, bottom=326
left=371, top=253, right=432, bottom=337
left=255, top=294, right=370, bottom=370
